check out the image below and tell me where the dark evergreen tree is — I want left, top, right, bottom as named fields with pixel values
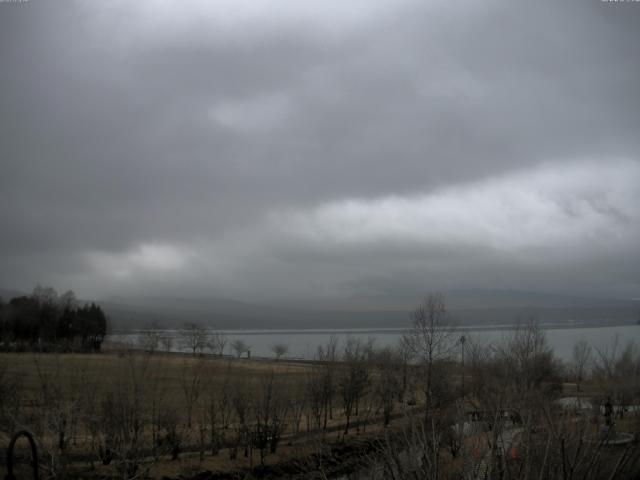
left=0, top=287, right=108, bottom=351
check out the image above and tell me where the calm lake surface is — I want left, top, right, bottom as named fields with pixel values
left=115, top=324, right=640, bottom=362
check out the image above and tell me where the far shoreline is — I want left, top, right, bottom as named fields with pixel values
left=113, top=321, right=640, bottom=336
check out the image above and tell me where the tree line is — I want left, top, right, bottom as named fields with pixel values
left=0, top=286, right=108, bottom=352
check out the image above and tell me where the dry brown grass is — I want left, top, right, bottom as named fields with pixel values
left=0, top=351, right=310, bottom=405
left=0, top=351, right=412, bottom=478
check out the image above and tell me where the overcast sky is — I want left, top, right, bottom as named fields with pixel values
left=1, top=0, right=639, bottom=302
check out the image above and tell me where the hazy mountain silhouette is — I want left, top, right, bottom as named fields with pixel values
left=2, top=287, right=638, bottom=331
left=100, top=289, right=640, bottom=331
left=0, top=288, right=28, bottom=301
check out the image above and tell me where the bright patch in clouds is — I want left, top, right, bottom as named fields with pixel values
left=271, top=160, right=640, bottom=252
left=210, top=93, right=292, bottom=132
left=87, top=243, right=192, bottom=279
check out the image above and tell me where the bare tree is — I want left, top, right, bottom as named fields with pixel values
left=138, top=330, right=160, bottom=354
left=316, top=335, right=339, bottom=426
left=271, top=342, right=289, bottom=360
left=338, top=337, right=371, bottom=434
left=0, top=357, right=23, bottom=430
left=570, top=338, right=592, bottom=393
left=203, top=365, right=225, bottom=456
left=289, top=390, right=306, bottom=435
left=159, top=334, right=173, bottom=354
left=30, top=355, right=85, bottom=478
left=59, top=290, right=78, bottom=311
left=372, top=347, right=400, bottom=427
left=31, top=285, right=60, bottom=346
left=178, top=357, right=206, bottom=429
left=207, top=330, right=227, bottom=357
left=306, top=366, right=325, bottom=430
left=97, top=352, right=152, bottom=479
left=395, top=335, right=415, bottom=405
left=32, top=285, right=59, bottom=306
left=252, top=370, right=290, bottom=465
left=180, top=322, right=208, bottom=356
left=231, top=339, right=249, bottom=358
left=157, top=407, right=182, bottom=461
left=147, top=371, right=168, bottom=460
left=594, top=337, right=640, bottom=417
left=229, top=377, right=251, bottom=460
left=408, top=292, right=455, bottom=420
left=501, top=318, right=558, bottom=395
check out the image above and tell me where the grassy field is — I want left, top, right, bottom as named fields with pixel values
left=0, top=350, right=310, bottom=402
left=2, top=347, right=639, bottom=479
left=0, top=350, right=400, bottom=479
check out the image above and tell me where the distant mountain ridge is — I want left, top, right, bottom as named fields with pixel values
left=0, top=288, right=28, bottom=301
left=100, top=289, right=640, bottom=331
left=2, top=287, right=638, bottom=331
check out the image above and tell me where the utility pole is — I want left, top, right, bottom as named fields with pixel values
left=460, top=335, right=466, bottom=399
left=459, top=334, right=467, bottom=480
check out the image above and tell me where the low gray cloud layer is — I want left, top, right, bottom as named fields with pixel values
left=1, top=0, right=639, bottom=301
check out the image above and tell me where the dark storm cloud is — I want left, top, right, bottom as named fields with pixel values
left=1, top=0, right=639, bottom=300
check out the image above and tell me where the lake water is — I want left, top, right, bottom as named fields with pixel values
left=114, top=324, right=640, bottom=362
